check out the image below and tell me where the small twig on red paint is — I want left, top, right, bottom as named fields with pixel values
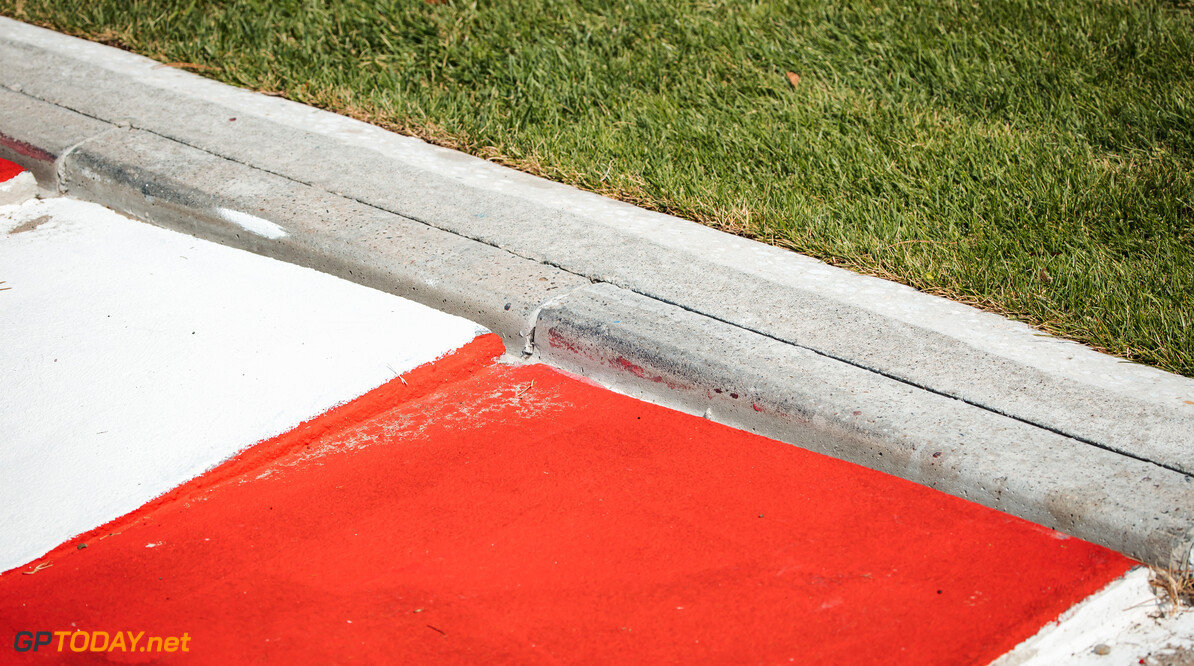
left=515, top=380, right=535, bottom=398
left=426, top=625, right=446, bottom=636
left=22, top=562, right=51, bottom=575
left=386, top=364, right=409, bottom=385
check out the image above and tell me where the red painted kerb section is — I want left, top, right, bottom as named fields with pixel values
left=0, top=157, right=26, bottom=182
left=0, top=335, right=1132, bottom=664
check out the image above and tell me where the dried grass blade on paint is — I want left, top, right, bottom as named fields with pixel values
left=1148, top=566, right=1194, bottom=615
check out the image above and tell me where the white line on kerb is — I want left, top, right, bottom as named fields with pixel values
left=216, top=208, right=287, bottom=239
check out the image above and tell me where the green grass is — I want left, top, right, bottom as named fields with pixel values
left=5, top=0, right=1193, bottom=376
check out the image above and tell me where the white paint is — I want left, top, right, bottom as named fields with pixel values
left=0, top=197, right=484, bottom=572
left=0, top=170, right=36, bottom=206
left=992, top=568, right=1194, bottom=666
left=2, top=17, right=1189, bottom=406
left=216, top=207, right=287, bottom=239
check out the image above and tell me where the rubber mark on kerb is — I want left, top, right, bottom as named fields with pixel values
left=216, top=208, right=287, bottom=239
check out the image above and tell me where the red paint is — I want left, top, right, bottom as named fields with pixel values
left=615, top=355, right=667, bottom=384
left=0, top=333, right=1132, bottom=664
left=614, top=356, right=647, bottom=377
left=612, top=356, right=687, bottom=389
left=546, top=328, right=585, bottom=355
left=0, top=156, right=26, bottom=182
left=3, top=334, right=508, bottom=577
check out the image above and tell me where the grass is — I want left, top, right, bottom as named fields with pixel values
left=1150, top=565, right=1193, bottom=614
left=4, top=0, right=1193, bottom=376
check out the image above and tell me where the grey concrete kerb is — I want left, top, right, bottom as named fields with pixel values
left=1, top=17, right=1191, bottom=566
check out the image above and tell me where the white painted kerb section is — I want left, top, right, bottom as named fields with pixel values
left=0, top=197, right=484, bottom=572
left=993, top=567, right=1193, bottom=666
left=0, top=170, right=36, bottom=206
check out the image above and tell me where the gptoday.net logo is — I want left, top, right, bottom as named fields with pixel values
left=13, top=630, right=191, bottom=654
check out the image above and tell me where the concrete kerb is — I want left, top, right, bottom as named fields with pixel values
left=535, top=285, right=1194, bottom=566
left=60, top=126, right=590, bottom=353
left=3, top=21, right=1193, bottom=475
left=1, top=17, right=1192, bottom=566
